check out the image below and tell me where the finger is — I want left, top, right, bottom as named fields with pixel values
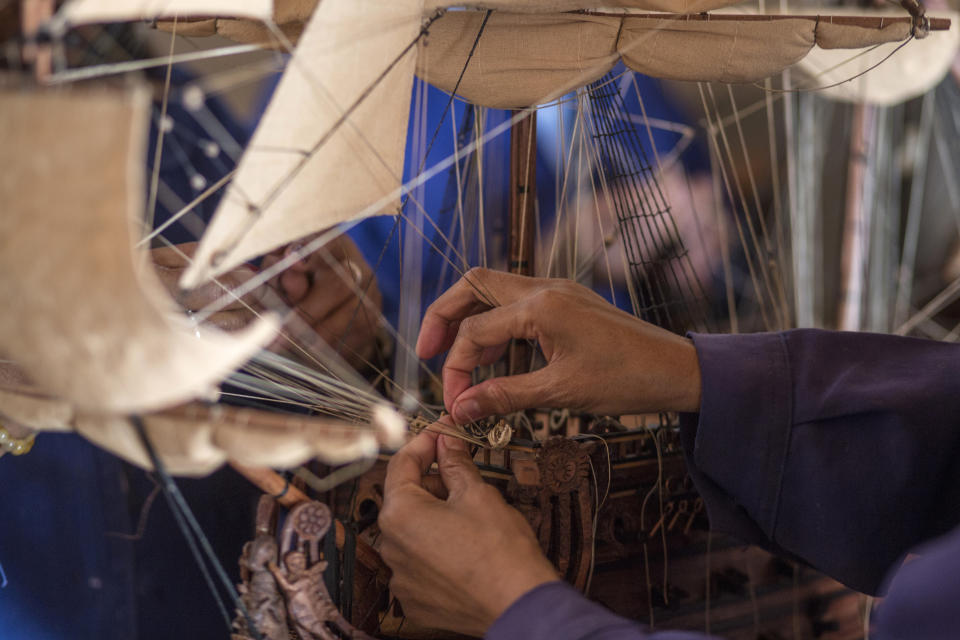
left=450, top=370, right=554, bottom=424
left=298, top=300, right=377, bottom=366
left=284, top=242, right=313, bottom=271
left=440, top=302, right=537, bottom=411
left=296, top=275, right=354, bottom=325
left=437, top=434, right=482, bottom=499
left=205, top=309, right=256, bottom=332
left=417, top=269, right=538, bottom=359
left=478, top=343, right=508, bottom=367
left=326, top=300, right=378, bottom=360
left=384, top=429, right=439, bottom=497
left=420, top=475, right=449, bottom=500
left=157, top=264, right=261, bottom=312
left=279, top=269, right=311, bottom=304
left=150, top=242, right=198, bottom=267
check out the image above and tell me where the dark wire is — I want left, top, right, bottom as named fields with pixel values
left=130, top=416, right=264, bottom=640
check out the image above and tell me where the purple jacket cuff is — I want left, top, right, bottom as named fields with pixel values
left=680, top=332, right=792, bottom=542
left=486, top=581, right=641, bottom=639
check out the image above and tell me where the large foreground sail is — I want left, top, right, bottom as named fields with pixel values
left=0, top=83, right=277, bottom=413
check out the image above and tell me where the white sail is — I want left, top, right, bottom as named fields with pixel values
left=181, top=0, right=424, bottom=288
left=59, top=0, right=273, bottom=25
left=796, top=11, right=959, bottom=106
left=0, top=84, right=277, bottom=414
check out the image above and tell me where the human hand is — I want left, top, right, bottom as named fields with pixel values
left=378, top=422, right=558, bottom=636
left=416, top=268, right=701, bottom=424
left=260, top=234, right=382, bottom=368
left=152, top=242, right=265, bottom=331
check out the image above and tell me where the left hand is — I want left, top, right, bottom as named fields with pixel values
left=378, top=421, right=558, bottom=636
left=261, top=234, right=382, bottom=368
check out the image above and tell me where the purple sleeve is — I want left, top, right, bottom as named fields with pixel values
left=487, top=329, right=960, bottom=639
left=486, top=581, right=714, bottom=640
left=680, top=329, right=960, bottom=595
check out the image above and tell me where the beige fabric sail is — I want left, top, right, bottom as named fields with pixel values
left=618, top=18, right=816, bottom=83
left=0, top=85, right=277, bottom=413
left=416, top=12, right=621, bottom=110
left=815, top=19, right=911, bottom=49
left=0, top=372, right=404, bottom=477
left=0, top=388, right=75, bottom=432
left=74, top=404, right=382, bottom=476
left=181, top=0, right=423, bottom=288
left=419, top=12, right=925, bottom=107
left=60, top=0, right=273, bottom=25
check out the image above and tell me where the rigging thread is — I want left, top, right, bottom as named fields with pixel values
left=752, top=36, right=915, bottom=94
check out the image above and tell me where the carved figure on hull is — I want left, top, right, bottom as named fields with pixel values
left=232, top=535, right=289, bottom=640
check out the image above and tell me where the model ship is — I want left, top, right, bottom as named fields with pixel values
left=1, top=0, right=957, bottom=638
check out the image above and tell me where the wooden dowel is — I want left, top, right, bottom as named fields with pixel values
left=575, top=11, right=951, bottom=31
left=231, top=461, right=309, bottom=508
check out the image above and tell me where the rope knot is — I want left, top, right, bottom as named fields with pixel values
left=900, top=0, right=930, bottom=39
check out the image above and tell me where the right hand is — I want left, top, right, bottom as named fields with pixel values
left=416, top=268, right=702, bottom=424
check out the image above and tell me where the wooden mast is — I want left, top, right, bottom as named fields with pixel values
left=20, top=0, right=53, bottom=82
left=838, top=104, right=874, bottom=331
left=507, top=110, right=537, bottom=375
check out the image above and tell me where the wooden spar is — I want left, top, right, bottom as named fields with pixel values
left=20, top=0, right=53, bottom=82
left=171, top=9, right=953, bottom=32
left=574, top=11, right=951, bottom=32
left=508, top=110, right=537, bottom=375
left=231, top=462, right=310, bottom=508
left=838, top=104, right=874, bottom=331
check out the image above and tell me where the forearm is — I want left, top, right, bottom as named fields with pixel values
left=681, top=329, right=960, bottom=595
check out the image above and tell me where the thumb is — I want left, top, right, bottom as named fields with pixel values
left=450, top=370, right=551, bottom=424
left=437, top=434, right=482, bottom=498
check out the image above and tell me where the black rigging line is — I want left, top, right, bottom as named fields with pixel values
left=588, top=80, right=678, bottom=328
left=588, top=84, right=672, bottom=328
left=130, top=416, right=264, bottom=640
left=586, top=72, right=712, bottom=333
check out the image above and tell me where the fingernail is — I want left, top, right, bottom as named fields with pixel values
left=453, top=399, right=482, bottom=424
